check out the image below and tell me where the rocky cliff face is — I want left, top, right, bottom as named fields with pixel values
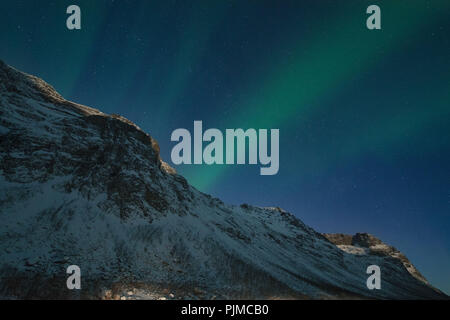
left=0, top=61, right=447, bottom=299
left=323, top=233, right=429, bottom=284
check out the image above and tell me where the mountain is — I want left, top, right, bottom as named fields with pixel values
left=0, top=60, right=447, bottom=300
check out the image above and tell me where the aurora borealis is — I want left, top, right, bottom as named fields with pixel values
left=1, top=0, right=449, bottom=293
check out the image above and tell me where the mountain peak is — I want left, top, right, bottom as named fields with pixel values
left=323, top=232, right=431, bottom=285
left=0, top=59, right=172, bottom=172
left=0, top=59, right=66, bottom=104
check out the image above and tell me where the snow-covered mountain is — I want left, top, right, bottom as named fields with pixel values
left=0, top=60, right=447, bottom=299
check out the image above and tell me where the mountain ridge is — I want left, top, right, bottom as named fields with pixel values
left=0, top=60, right=447, bottom=299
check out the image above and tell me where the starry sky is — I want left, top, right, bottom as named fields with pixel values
left=1, top=0, right=449, bottom=294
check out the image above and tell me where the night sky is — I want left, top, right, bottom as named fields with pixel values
left=1, top=0, right=449, bottom=293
